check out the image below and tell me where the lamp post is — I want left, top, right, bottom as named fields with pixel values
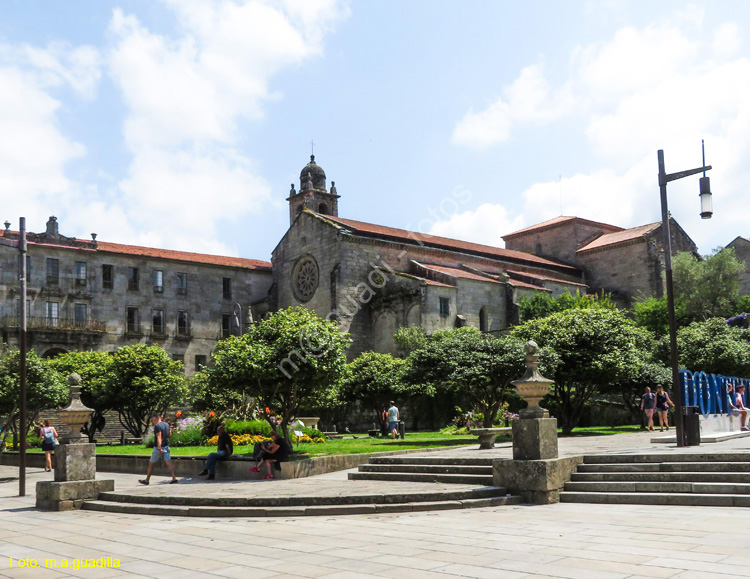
left=658, top=142, right=712, bottom=447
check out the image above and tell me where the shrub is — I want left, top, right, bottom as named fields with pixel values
left=224, top=419, right=272, bottom=437
left=170, top=417, right=206, bottom=447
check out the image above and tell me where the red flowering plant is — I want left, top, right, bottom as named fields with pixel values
left=201, top=411, right=222, bottom=438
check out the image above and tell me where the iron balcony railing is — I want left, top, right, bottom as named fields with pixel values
left=0, top=315, right=106, bottom=332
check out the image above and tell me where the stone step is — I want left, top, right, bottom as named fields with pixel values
left=348, top=471, right=494, bottom=485
left=359, top=464, right=493, bottom=475
left=579, top=461, right=750, bottom=473
left=582, top=453, right=750, bottom=464
left=564, top=481, right=750, bottom=494
left=97, top=486, right=503, bottom=507
left=572, top=471, right=750, bottom=483
left=82, top=494, right=523, bottom=517
left=369, top=457, right=494, bottom=466
left=560, top=491, right=750, bottom=507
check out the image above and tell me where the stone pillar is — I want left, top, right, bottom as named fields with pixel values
left=36, top=373, right=114, bottom=511
left=493, top=341, right=574, bottom=504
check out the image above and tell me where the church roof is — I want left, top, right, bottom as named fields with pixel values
left=393, top=271, right=455, bottom=288
left=322, top=214, right=580, bottom=274
left=505, top=268, right=588, bottom=287
left=415, top=263, right=502, bottom=283
left=96, top=241, right=272, bottom=270
left=576, top=222, right=661, bottom=254
left=502, top=216, right=624, bottom=240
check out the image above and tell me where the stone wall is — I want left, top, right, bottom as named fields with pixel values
left=727, top=237, right=750, bottom=297
left=504, top=220, right=616, bottom=264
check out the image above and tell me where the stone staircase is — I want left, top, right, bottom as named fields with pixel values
left=561, top=452, right=750, bottom=507
left=348, top=456, right=495, bottom=485
left=83, top=485, right=520, bottom=517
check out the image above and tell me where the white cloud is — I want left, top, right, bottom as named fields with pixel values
left=106, top=0, right=346, bottom=254
left=428, top=203, right=526, bottom=248
left=0, top=42, right=99, bottom=229
left=443, top=16, right=750, bottom=253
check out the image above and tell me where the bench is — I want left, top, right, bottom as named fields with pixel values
left=470, top=427, right=512, bottom=449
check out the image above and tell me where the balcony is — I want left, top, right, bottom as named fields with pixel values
left=0, top=315, right=106, bottom=333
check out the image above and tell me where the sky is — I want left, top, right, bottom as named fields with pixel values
left=1, top=0, right=749, bottom=261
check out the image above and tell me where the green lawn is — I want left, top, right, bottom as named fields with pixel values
left=16, top=426, right=643, bottom=458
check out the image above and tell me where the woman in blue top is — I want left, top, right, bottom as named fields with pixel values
left=655, top=386, right=674, bottom=432
left=640, top=387, right=656, bottom=432
left=39, top=419, right=58, bottom=472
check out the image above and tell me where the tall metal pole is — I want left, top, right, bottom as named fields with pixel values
left=19, top=217, right=28, bottom=496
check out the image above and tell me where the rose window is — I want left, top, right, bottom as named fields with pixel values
left=292, top=256, right=319, bottom=302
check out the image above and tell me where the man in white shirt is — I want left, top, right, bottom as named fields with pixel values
left=387, top=401, right=399, bottom=439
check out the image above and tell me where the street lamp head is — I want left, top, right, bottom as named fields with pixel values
left=699, top=176, right=712, bottom=219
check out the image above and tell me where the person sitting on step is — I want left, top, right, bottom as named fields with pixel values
left=249, top=431, right=288, bottom=480
left=729, top=384, right=749, bottom=431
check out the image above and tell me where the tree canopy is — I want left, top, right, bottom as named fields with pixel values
left=339, top=351, right=411, bottom=419
left=513, top=308, right=648, bottom=434
left=671, top=318, right=750, bottom=377
left=104, top=344, right=187, bottom=438
left=518, top=290, right=615, bottom=323
left=199, top=307, right=351, bottom=443
left=402, top=327, right=547, bottom=428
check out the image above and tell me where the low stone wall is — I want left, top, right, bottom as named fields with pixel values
left=1, top=445, right=466, bottom=481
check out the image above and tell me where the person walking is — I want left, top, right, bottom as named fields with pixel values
left=198, top=425, right=233, bottom=480
left=39, top=419, right=58, bottom=472
left=139, top=414, right=178, bottom=485
left=640, top=387, right=656, bottom=431
left=387, top=401, right=399, bottom=439
left=655, top=386, right=674, bottom=431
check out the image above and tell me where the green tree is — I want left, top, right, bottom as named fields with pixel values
left=604, top=362, right=672, bottom=427
left=393, top=325, right=428, bottom=357
left=672, top=248, right=744, bottom=322
left=0, top=350, right=68, bottom=451
left=513, top=308, right=647, bottom=434
left=519, top=290, right=615, bottom=322
left=105, top=344, right=187, bottom=438
left=48, top=351, right=113, bottom=442
left=403, top=327, right=548, bottom=428
left=339, top=352, right=410, bottom=423
left=672, top=318, right=750, bottom=377
left=632, top=296, right=672, bottom=336
left=200, top=307, right=351, bottom=444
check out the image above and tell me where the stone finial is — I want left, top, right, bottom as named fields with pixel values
left=68, top=372, right=81, bottom=387
left=91, top=233, right=97, bottom=241
left=3, top=221, right=9, bottom=236
left=330, top=181, right=337, bottom=195
left=59, top=372, right=92, bottom=444
left=512, top=340, right=554, bottom=419
left=310, top=154, right=316, bottom=164
left=46, top=216, right=59, bottom=236
left=524, top=340, right=538, bottom=355
left=303, top=171, right=313, bottom=191
left=290, top=183, right=296, bottom=196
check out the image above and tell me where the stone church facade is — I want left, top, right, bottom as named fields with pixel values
left=272, top=157, right=695, bottom=357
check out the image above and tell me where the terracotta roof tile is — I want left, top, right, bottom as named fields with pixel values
left=576, top=222, right=661, bottom=254
left=503, top=216, right=623, bottom=239
left=417, top=263, right=501, bottom=283
left=394, top=271, right=455, bottom=288
left=323, top=214, right=579, bottom=273
left=505, top=269, right=588, bottom=287
left=508, top=279, right=552, bottom=291
left=96, top=241, right=272, bottom=270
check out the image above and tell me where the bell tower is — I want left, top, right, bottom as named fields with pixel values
left=287, top=155, right=340, bottom=225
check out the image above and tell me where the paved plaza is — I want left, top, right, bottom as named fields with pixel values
left=2, top=431, right=750, bottom=578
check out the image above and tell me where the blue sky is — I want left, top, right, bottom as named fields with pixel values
left=1, top=0, right=749, bottom=260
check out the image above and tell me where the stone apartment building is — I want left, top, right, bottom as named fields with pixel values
left=0, top=217, right=273, bottom=372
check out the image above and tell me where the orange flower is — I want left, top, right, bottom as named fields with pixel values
left=175, top=411, right=182, bottom=418
left=209, top=412, right=215, bottom=418
left=265, top=407, right=271, bottom=414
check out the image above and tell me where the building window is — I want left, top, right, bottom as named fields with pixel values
left=102, top=264, right=114, bottom=289
left=47, top=301, right=59, bottom=326
left=479, top=307, right=488, bottom=332
left=195, top=355, right=207, bottom=371
left=17, top=255, right=31, bottom=283
left=177, top=310, right=190, bottom=336
left=176, top=272, right=187, bottom=295
left=74, top=303, right=87, bottom=326
left=221, top=313, right=232, bottom=339
left=74, top=261, right=87, bottom=286
left=127, top=267, right=139, bottom=291
left=152, top=309, right=165, bottom=334
left=46, top=258, right=59, bottom=285
left=222, top=277, right=232, bottom=300
left=172, top=353, right=185, bottom=364
left=439, top=297, right=450, bottom=318
left=127, top=307, right=140, bottom=334
left=153, top=270, right=163, bottom=293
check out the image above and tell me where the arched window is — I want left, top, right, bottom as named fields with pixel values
left=479, top=307, right=488, bottom=332
left=318, top=203, right=329, bottom=214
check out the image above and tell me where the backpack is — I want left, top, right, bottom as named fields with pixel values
left=43, top=427, right=54, bottom=441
